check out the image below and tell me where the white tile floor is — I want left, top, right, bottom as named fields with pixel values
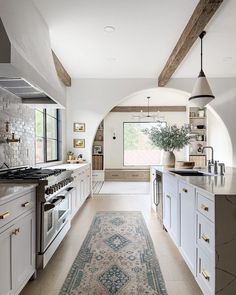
left=21, top=191, right=202, bottom=295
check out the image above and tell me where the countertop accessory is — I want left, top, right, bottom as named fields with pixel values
left=219, top=163, right=225, bottom=176
left=188, top=31, right=215, bottom=108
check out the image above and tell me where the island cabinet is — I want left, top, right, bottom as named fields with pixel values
left=179, top=181, right=196, bottom=274
left=71, top=164, right=91, bottom=219
left=163, top=173, right=180, bottom=247
left=0, top=187, right=36, bottom=295
left=163, top=172, right=236, bottom=295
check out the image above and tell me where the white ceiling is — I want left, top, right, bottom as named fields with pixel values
left=32, top=0, right=236, bottom=79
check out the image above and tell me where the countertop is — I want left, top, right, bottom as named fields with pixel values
left=152, top=166, right=236, bottom=195
left=0, top=184, right=37, bottom=203
left=48, top=163, right=89, bottom=171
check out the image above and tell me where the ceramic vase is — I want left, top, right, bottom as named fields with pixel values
left=161, top=151, right=175, bottom=168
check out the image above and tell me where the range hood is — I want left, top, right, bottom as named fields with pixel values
left=0, top=0, right=66, bottom=107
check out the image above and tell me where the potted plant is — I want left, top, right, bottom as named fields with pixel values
left=144, top=124, right=191, bottom=167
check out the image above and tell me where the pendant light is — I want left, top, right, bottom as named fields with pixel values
left=189, top=31, right=215, bottom=107
left=132, top=96, right=165, bottom=122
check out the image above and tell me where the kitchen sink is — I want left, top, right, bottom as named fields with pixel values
left=170, top=170, right=212, bottom=176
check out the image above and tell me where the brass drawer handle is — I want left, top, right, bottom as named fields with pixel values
left=201, top=204, right=209, bottom=211
left=202, top=270, right=210, bottom=281
left=201, top=234, right=210, bottom=243
left=182, top=188, right=188, bottom=193
left=0, top=212, right=10, bottom=219
left=12, top=228, right=20, bottom=236
left=111, top=174, right=119, bottom=177
left=21, top=201, right=30, bottom=208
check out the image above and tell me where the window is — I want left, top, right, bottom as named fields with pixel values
left=35, top=108, right=61, bottom=163
left=123, top=122, right=165, bottom=166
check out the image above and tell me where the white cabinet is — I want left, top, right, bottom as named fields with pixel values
left=163, top=173, right=180, bottom=246
left=179, top=181, right=196, bottom=274
left=0, top=188, right=36, bottom=295
left=12, top=211, right=35, bottom=294
left=71, top=164, right=91, bottom=219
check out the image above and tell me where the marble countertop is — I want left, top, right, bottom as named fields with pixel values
left=0, top=184, right=37, bottom=204
left=152, top=166, right=236, bottom=195
left=48, top=163, right=89, bottom=171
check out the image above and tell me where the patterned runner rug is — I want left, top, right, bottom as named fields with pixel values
left=60, top=211, right=167, bottom=295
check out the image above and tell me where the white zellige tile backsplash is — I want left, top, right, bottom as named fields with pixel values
left=0, top=88, right=35, bottom=168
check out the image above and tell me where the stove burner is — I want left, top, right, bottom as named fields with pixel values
left=0, top=167, right=66, bottom=180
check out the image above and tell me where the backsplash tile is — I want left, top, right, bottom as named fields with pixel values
left=0, top=88, right=35, bottom=168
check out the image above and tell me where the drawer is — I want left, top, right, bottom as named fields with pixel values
left=0, top=191, right=35, bottom=228
left=196, top=246, right=215, bottom=295
left=197, top=213, right=214, bottom=254
left=197, top=192, right=214, bottom=222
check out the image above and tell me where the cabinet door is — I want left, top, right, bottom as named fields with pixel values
left=12, top=211, right=35, bottom=293
left=179, top=181, right=195, bottom=273
left=163, top=174, right=180, bottom=246
left=0, top=225, right=14, bottom=295
left=163, top=193, right=171, bottom=231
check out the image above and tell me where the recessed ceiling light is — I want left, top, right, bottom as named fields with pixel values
left=104, top=26, right=115, bottom=33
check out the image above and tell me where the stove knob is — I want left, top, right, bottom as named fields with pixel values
left=49, top=187, right=54, bottom=194
left=45, top=188, right=50, bottom=195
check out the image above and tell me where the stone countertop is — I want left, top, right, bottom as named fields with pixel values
left=152, top=166, right=236, bottom=195
left=0, top=184, right=37, bottom=204
left=48, top=163, right=89, bottom=171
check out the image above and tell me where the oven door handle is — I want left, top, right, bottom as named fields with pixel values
left=44, top=203, right=55, bottom=212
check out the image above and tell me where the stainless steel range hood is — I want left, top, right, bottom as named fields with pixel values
left=0, top=0, right=66, bottom=107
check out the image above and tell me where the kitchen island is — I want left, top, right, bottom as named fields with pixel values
left=156, top=166, right=236, bottom=295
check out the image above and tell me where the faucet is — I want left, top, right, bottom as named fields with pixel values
left=202, top=146, right=214, bottom=164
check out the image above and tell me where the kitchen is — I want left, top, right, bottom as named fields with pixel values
left=0, top=0, right=236, bottom=295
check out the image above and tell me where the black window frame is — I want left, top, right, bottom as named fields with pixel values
left=35, top=108, right=61, bottom=164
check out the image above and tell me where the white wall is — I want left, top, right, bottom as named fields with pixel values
left=207, top=107, right=232, bottom=166
left=104, top=111, right=188, bottom=169
left=66, top=77, right=236, bottom=167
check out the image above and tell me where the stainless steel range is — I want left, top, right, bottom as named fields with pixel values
left=0, top=167, right=74, bottom=269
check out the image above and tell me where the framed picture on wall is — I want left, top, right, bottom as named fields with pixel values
left=74, top=122, right=85, bottom=132
left=73, top=139, right=85, bottom=148
left=93, top=145, right=102, bottom=154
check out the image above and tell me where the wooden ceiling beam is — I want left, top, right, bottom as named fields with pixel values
left=110, top=106, right=186, bottom=112
left=158, top=0, right=223, bottom=87
left=52, top=50, right=71, bottom=87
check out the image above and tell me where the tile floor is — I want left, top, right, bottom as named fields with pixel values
left=21, top=193, right=202, bottom=295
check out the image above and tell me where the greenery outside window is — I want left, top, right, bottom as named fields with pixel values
left=35, top=108, right=61, bottom=163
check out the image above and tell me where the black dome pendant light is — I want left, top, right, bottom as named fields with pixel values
left=189, top=31, right=215, bottom=107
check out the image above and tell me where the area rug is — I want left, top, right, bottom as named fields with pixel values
left=60, top=211, right=167, bottom=295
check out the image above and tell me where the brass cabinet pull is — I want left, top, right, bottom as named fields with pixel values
left=201, top=204, right=209, bottom=211
left=202, top=270, right=210, bottom=281
left=0, top=211, right=10, bottom=219
left=21, top=201, right=30, bottom=207
left=201, top=234, right=210, bottom=243
left=182, top=188, right=188, bottom=193
left=12, top=228, right=20, bottom=235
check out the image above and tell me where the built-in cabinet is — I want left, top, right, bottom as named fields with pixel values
left=163, top=172, right=236, bottom=295
left=0, top=188, right=36, bottom=295
left=71, top=164, right=91, bottom=219
left=179, top=181, right=195, bottom=274
left=163, top=173, right=180, bottom=246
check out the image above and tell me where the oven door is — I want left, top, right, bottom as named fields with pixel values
left=43, top=203, right=57, bottom=251
left=55, top=188, right=73, bottom=231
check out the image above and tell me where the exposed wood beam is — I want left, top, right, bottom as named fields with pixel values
left=158, top=0, right=223, bottom=87
left=52, top=50, right=71, bottom=87
left=110, top=106, right=186, bottom=112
